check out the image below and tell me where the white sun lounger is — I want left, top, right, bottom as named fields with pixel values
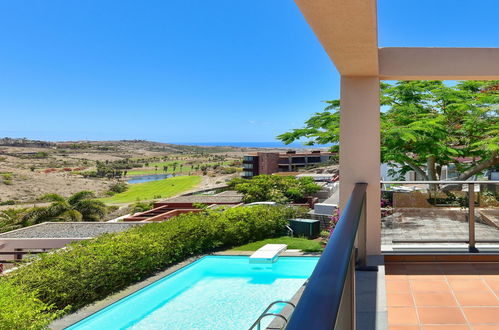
left=249, top=244, right=287, bottom=264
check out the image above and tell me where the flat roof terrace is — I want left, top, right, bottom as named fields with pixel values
left=0, top=222, right=146, bottom=260
left=156, top=194, right=243, bottom=205
left=0, top=222, right=143, bottom=239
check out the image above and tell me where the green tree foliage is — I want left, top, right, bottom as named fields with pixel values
left=0, top=206, right=296, bottom=327
left=278, top=81, right=499, bottom=180
left=228, top=175, right=321, bottom=203
left=0, top=192, right=107, bottom=232
left=0, top=208, right=29, bottom=233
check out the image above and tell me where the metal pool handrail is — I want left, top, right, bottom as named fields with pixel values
left=285, top=183, right=368, bottom=330
left=249, top=300, right=296, bottom=330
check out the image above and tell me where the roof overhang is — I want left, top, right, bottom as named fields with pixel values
left=379, top=47, right=499, bottom=80
left=294, top=0, right=379, bottom=76
left=294, top=0, right=499, bottom=81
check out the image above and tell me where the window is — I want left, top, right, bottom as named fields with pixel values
left=291, top=157, right=306, bottom=164
left=307, top=156, right=321, bottom=163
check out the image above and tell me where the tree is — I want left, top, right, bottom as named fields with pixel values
left=228, top=175, right=321, bottom=203
left=278, top=81, right=499, bottom=181
left=23, top=191, right=106, bottom=223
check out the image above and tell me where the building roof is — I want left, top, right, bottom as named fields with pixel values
left=161, top=194, right=243, bottom=204
left=0, top=222, right=143, bottom=239
left=215, top=190, right=244, bottom=196
left=245, top=151, right=335, bottom=157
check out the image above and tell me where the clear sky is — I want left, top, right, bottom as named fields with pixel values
left=1, top=0, right=498, bottom=143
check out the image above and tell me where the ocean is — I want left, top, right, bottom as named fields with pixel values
left=173, top=141, right=333, bottom=149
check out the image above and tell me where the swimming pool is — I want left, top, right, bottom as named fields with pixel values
left=67, top=256, right=318, bottom=330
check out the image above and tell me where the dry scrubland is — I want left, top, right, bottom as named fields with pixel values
left=0, top=139, right=292, bottom=205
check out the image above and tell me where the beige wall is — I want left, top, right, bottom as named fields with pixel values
left=339, top=76, right=381, bottom=255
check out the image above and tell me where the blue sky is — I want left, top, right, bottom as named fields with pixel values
left=0, top=0, right=498, bottom=143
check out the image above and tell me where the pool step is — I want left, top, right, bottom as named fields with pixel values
left=249, top=244, right=287, bottom=264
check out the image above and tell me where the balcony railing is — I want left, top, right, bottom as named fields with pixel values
left=381, top=180, right=498, bottom=253
left=286, top=183, right=368, bottom=330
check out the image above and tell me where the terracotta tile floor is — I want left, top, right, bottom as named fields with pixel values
left=385, top=263, right=499, bottom=330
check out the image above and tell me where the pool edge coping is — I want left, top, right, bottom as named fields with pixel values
left=50, top=251, right=320, bottom=329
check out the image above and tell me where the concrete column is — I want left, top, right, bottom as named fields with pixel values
left=339, top=76, right=381, bottom=255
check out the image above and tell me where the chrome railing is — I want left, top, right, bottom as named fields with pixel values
left=381, top=180, right=498, bottom=252
left=286, top=183, right=368, bottom=330
left=249, top=300, right=296, bottom=330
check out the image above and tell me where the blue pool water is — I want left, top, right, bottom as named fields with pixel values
left=67, top=256, right=318, bottom=330
left=126, top=174, right=172, bottom=184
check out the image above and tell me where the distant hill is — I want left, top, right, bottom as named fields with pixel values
left=0, top=137, right=263, bottom=154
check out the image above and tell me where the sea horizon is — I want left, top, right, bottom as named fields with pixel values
left=172, top=141, right=333, bottom=149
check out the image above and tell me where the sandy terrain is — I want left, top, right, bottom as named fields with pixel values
left=0, top=139, right=332, bottom=204
left=0, top=141, right=251, bottom=203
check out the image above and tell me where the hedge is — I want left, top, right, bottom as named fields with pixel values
left=0, top=205, right=297, bottom=328
left=0, top=281, right=64, bottom=330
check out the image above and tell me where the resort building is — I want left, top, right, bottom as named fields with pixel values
left=242, top=150, right=335, bottom=178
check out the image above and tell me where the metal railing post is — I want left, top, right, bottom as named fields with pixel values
left=333, top=251, right=356, bottom=330
left=350, top=251, right=356, bottom=330
left=468, top=183, right=478, bottom=253
left=356, top=193, right=378, bottom=272
left=357, top=198, right=367, bottom=268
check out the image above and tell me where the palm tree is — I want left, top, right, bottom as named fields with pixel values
left=0, top=208, right=28, bottom=233
left=23, top=191, right=106, bottom=224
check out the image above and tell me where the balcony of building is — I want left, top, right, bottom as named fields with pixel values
left=274, top=182, right=499, bottom=330
left=262, top=0, right=499, bottom=327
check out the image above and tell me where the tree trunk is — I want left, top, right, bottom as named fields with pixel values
left=427, top=156, right=437, bottom=181
left=457, top=153, right=499, bottom=181
left=404, top=157, right=428, bottom=181
left=427, top=156, right=438, bottom=190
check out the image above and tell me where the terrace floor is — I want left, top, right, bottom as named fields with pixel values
left=385, top=262, right=499, bottom=329
left=382, top=211, right=499, bottom=252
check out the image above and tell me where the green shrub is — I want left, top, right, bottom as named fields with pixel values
left=108, top=182, right=128, bottom=194
left=228, top=175, right=321, bottom=203
left=1, top=205, right=296, bottom=327
left=131, top=201, right=154, bottom=213
left=0, top=280, right=63, bottom=329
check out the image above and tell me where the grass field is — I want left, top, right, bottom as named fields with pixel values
left=230, top=236, right=324, bottom=252
left=101, top=175, right=201, bottom=204
left=126, top=160, right=231, bottom=176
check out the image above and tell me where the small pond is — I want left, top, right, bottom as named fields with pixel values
left=126, top=174, right=172, bottom=184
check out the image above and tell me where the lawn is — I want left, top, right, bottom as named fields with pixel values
left=101, top=175, right=201, bottom=204
left=126, top=160, right=232, bottom=176
left=230, top=236, right=324, bottom=252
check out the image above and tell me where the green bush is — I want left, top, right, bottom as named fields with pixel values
left=108, top=182, right=128, bottom=194
left=0, top=280, right=63, bottom=329
left=131, top=201, right=154, bottom=213
left=228, top=175, right=321, bottom=203
left=1, top=205, right=296, bottom=327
